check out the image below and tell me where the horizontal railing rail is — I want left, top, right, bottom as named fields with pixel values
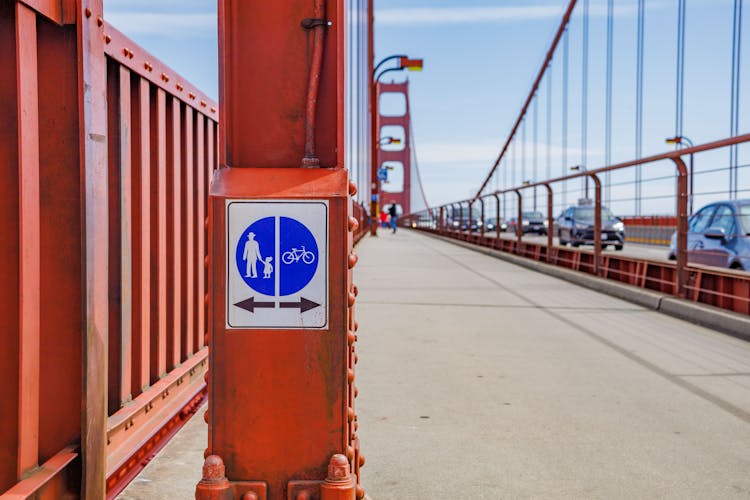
left=403, top=135, right=750, bottom=317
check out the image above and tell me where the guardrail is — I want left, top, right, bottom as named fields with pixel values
left=352, top=202, right=369, bottom=244
left=403, top=135, right=750, bottom=317
left=1, top=2, right=216, bottom=497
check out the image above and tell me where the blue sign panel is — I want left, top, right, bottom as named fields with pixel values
left=235, top=216, right=319, bottom=297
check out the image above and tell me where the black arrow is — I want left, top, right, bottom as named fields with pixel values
left=234, top=297, right=275, bottom=313
left=280, top=297, right=321, bottom=313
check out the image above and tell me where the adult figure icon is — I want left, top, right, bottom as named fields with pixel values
left=243, top=232, right=263, bottom=278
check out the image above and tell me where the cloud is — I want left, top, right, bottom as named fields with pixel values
left=416, top=139, right=586, bottom=165
left=105, top=12, right=215, bottom=36
left=376, top=5, right=563, bottom=26
left=376, top=2, right=652, bottom=27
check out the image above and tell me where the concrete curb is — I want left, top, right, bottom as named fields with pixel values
left=423, top=232, right=750, bottom=343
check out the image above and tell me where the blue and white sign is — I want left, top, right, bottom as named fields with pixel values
left=226, top=200, right=328, bottom=329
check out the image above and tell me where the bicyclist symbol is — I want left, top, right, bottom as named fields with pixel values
left=235, top=216, right=319, bottom=297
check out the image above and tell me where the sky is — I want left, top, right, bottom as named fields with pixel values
left=104, top=0, right=749, bottom=216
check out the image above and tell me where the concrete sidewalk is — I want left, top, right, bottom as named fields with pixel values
left=118, top=229, right=750, bottom=499
left=355, top=229, right=750, bottom=499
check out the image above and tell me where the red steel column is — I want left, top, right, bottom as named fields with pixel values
left=368, top=0, right=377, bottom=236
left=377, top=81, right=412, bottom=216
left=198, top=2, right=360, bottom=499
left=16, top=2, right=41, bottom=478
left=78, top=0, right=109, bottom=496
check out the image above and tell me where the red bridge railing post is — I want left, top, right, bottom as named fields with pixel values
left=198, top=2, right=363, bottom=499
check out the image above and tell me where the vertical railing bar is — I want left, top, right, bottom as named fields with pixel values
left=171, top=96, right=182, bottom=368
left=156, top=88, right=167, bottom=379
left=79, top=0, right=109, bottom=495
left=184, top=106, right=195, bottom=357
left=15, top=2, right=41, bottom=477
left=196, top=113, right=206, bottom=349
left=119, top=65, right=133, bottom=405
left=136, top=76, right=151, bottom=393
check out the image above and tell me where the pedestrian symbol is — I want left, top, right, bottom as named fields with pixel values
left=226, top=200, right=328, bottom=329
left=235, top=216, right=320, bottom=297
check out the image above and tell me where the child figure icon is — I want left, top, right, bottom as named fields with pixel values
left=263, top=256, right=273, bottom=279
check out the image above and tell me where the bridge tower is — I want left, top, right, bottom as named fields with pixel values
left=377, top=81, right=412, bottom=216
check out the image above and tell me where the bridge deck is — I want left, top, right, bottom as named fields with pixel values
left=119, top=229, right=750, bottom=499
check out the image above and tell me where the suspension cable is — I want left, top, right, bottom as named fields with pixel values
left=730, top=0, right=743, bottom=198
left=581, top=0, right=590, bottom=197
left=605, top=0, right=614, bottom=206
left=546, top=68, right=552, bottom=182
left=473, top=0, right=579, bottom=198
left=522, top=117, right=527, bottom=187
left=675, top=0, right=686, bottom=141
left=635, top=0, right=645, bottom=215
left=562, top=27, right=570, bottom=207
left=533, top=96, right=539, bottom=211
left=409, top=116, right=432, bottom=216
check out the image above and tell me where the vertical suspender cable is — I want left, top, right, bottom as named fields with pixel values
left=675, top=0, right=686, bottom=141
left=563, top=28, right=570, bottom=207
left=522, top=118, right=527, bottom=200
left=605, top=0, right=614, bottom=206
left=581, top=0, right=590, bottom=200
left=730, top=0, right=743, bottom=198
left=474, top=0, right=579, bottom=198
left=512, top=139, right=517, bottom=188
left=503, top=158, right=508, bottom=220
left=409, top=116, right=431, bottom=215
left=546, top=69, right=552, bottom=183
left=534, top=98, right=539, bottom=210
left=635, top=0, right=645, bottom=215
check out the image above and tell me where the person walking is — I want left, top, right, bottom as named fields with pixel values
left=388, top=202, right=398, bottom=233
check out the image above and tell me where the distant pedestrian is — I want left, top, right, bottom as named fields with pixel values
left=388, top=202, right=398, bottom=233
left=379, top=211, right=388, bottom=228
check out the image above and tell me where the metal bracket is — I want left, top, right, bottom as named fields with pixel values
left=301, top=18, right=331, bottom=29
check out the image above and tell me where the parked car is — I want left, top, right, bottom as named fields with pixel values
left=668, top=200, right=750, bottom=270
left=484, top=218, right=508, bottom=232
left=557, top=205, right=625, bottom=249
left=507, top=211, right=548, bottom=235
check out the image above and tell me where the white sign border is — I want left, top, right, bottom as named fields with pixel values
left=225, top=199, right=329, bottom=330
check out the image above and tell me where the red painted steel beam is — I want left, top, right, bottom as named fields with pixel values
left=475, top=0, right=578, bottom=198
left=78, top=1, right=109, bottom=497
left=203, top=1, right=362, bottom=499
left=15, top=2, right=41, bottom=479
left=102, top=23, right=217, bottom=119
left=1, top=445, right=78, bottom=498
left=0, top=1, right=21, bottom=491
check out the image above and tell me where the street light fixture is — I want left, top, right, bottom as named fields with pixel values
left=570, top=165, right=591, bottom=203
left=666, top=135, right=695, bottom=214
left=379, top=136, right=402, bottom=146
left=370, top=54, right=424, bottom=235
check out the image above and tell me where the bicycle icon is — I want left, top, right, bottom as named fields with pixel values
left=282, top=246, right=316, bottom=265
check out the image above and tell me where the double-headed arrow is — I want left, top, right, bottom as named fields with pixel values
left=234, top=296, right=320, bottom=314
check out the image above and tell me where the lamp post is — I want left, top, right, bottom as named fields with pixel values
left=379, top=137, right=402, bottom=146
left=666, top=135, right=694, bottom=214
left=369, top=55, right=423, bottom=235
left=570, top=165, right=590, bottom=203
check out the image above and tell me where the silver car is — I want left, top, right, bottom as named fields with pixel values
left=668, top=200, right=750, bottom=271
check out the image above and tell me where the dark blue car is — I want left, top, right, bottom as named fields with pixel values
left=668, top=200, right=750, bottom=270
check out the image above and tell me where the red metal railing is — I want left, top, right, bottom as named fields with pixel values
left=1, top=2, right=216, bottom=497
left=352, top=202, right=369, bottom=244
left=404, top=135, right=750, bottom=317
